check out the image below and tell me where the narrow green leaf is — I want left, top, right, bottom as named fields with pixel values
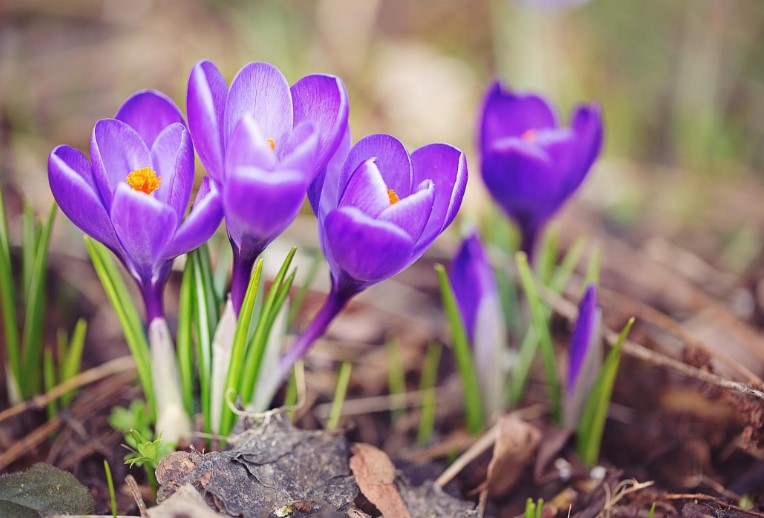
left=196, top=245, right=220, bottom=332
left=576, top=317, right=635, bottom=466
left=288, top=252, right=321, bottom=326
left=515, top=252, right=561, bottom=424
left=326, top=361, right=352, bottom=431
left=537, top=227, right=559, bottom=284
left=85, top=237, right=155, bottom=414
left=21, top=203, right=38, bottom=305
left=0, top=188, right=21, bottom=388
left=103, top=460, right=117, bottom=518
left=43, top=348, right=57, bottom=419
left=60, top=319, right=87, bottom=407
left=584, top=243, right=602, bottom=287
left=436, top=264, right=484, bottom=434
left=239, top=248, right=297, bottom=408
left=212, top=244, right=231, bottom=306
left=283, top=361, right=300, bottom=420
left=534, top=498, right=544, bottom=518
left=190, top=249, right=214, bottom=434
left=417, top=342, right=441, bottom=444
left=524, top=498, right=536, bottom=518
left=176, top=261, right=195, bottom=415
left=386, top=337, right=406, bottom=424
left=549, top=236, right=586, bottom=293
left=220, top=258, right=263, bottom=435
left=647, top=502, right=656, bottom=518
left=21, top=203, right=56, bottom=396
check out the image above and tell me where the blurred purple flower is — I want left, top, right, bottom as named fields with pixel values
left=48, top=90, right=223, bottom=322
left=448, top=231, right=506, bottom=415
left=278, top=133, right=468, bottom=375
left=186, top=60, right=349, bottom=312
left=563, top=284, right=602, bottom=429
left=479, top=80, right=602, bottom=260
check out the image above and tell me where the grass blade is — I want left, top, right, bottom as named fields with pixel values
left=584, top=242, right=602, bottom=287
left=417, top=342, right=442, bottom=443
left=104, top=459, right=117, bottom=518
left=288, top=252, right=321, bottom=326
left=43, top=348, right=57, bottom=420
left=576, top=317, right=635, bottom=466
left=537, top=227, right=558, bottom=284
left=190, top=247, right=217, bottom=434
left=515, top=252, right=561, bottom=424
left=326, top=361, right=352, bottom=431
left=0, top=188, right=21, bottom=392
left=177, top=261, right=195, bottom=415
left=21, top=203, right=37, bottom=305
left=60, top=318, right=87, bottom=406
left=436, top=264, right=484, bottom=434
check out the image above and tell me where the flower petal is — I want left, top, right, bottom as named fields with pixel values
left=410, top=143, right=467, bottom=254
left=339, top=134, right=412, bottom=200
left=162, top=178, right=223, bottom=260
left=480, top=81, right=558, bottom=151
left=291, top=74, right=349, bottom=170
left=225, top=113, right=278, bottom=174
left=90, top=118, right=152, bottom=209
left=569, top=103, right=603, bottom=192
left=308, top=124, right=350, bottom=219
left=115, top=89, right=185, bottom=147
left=378, top=179, right=434, bottom=242
left=224, top=62, right=293, bottom=145
left=152, top=123, right=194, bottom=221
left=278, top=120, right=319, bottom=179
left=48, top=145, right=119, bottom=250
left=339, top=159, right=391, bottom=217
left=223, top=166, right=308, bottom=251
left=187, top=60, right=228, bottom=182
left=111, top=183, right=177, bottom=281
left=324, top=206, right=414, bottom=283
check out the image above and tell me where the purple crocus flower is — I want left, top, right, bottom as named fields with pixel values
left=278, top=134, right=468, bottom=375
left=479, top=80, right=603, bottom=260
left=186, top=60, right=348, bottom=313
left=48, top=90, right=223, bottom=322
left=563, top=284, right=602, bottom=429
left=448, top=231, right=506, bottom=415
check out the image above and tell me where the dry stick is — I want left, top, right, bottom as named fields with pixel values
left=0, top=355, right=136, bottom=424
left=312, top=388, right=445, bottom=419
left=126, top=474, right=148, bottom=517
left=538, top=283, right=764, bottom=402
left=660, top=493, right=764, bottom=517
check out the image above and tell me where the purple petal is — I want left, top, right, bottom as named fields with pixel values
left=309, top=124, right=351, bottom=219
left=480, top=81, right=558, bottom=151
left=339, top=134, right=412, bottom=200
left=448, top=231, right=498, bottom=341
left=225, top=113, right=278, bottom=174
left=115, top=89, right=185, bottom=148
left=291, top=74, right=349, bottom=170
left=278, top=121, right=320, bottom=178
left=410, top=143, right=468, bottom=254
left=48, top=145, right=120, bottom=250
left=151, top=123, right=194, bottom=221
left=324, top=206, right=414, bottom=283
left=568, top=103, right=603, bottom=192
left=224, top=62, right=293, bottom=145
left=223, top=166, right=308, bottom=249
left=378, top=179, right=434, bottom=242
left=110, top=183, right=177, bottom=281
left=564, top=284, right=602, bottom=429
left=162, top=178, right=223, bottom=260
left=90, top=118, right=152, bottom=209
left=339, top=159, right=391, bottom=217
left=187, top=60, right=228, bottom=182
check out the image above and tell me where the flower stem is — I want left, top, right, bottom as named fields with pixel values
left=230, top=253, right=257, bottom=315
left=277, top=285, right=355, bottom=380
left=521, top=227, right=540, bottom=266
left=142, top=282, right=165, bottom=323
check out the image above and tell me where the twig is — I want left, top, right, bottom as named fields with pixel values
left=660, top=493, right=764, bottom=517
left=0, top=355, right=136, bottom=424
left=126, top=474, right=147, bottom=517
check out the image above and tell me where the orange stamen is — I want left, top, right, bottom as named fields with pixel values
left=126, top=167, right=161, bottom=195
left=266, top=138, right=276, bottom=152
left=521, top=129, right=537, bottom=142
left=387, top=189, right=400, bottom=205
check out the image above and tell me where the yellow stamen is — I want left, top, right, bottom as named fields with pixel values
left=126, top=167, right=161, bottom=195
left=387, top=189, right=399, bottom=205
left=266, top=138, right=276, bottom=152
left=521, top=129, right=537, bottom=142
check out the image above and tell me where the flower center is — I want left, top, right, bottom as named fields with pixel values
left=521, top=129, right=537, bottom=142
left=387, top=189, right=400, bottom=205
left=266, top=138, right=276, bottom=152
left=126, top=167, right=161, bottom=195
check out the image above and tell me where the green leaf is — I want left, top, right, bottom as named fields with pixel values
left=43, top=349, right=56, bottom=420
left=0, top=463, right=95, bottom=517
left=417, top=342, right=442, bottom=444
left=436, top=264, right=484, bottom=434
left=177, top=260, right=195, bottom=415
left=288, top=251, right=321, bottom=326
left=576, top=317, right=635, bottom=466
left=103, top=460, right=117, bottom=518
left=190, top=247, right=218, bottom=434
left=515, top=252, right=561, bottom=424
left=537, top=227, right=559, bottom=285
left=220, top=258, right=263, bottom=435
left=549, top=236, right=587, bottom=293
left=21, top=203, right=56, bottom=396
left=21, top=203, right=38, bottom=305
left=85, top=237, right=154, bottom=415
left=0, top=188, right=21, bottom=392
left=584, top=242, right=602, bottom=287
left=60, top=319, right=87, bottom=407
left=326, top=361, right=352, bottom=431
left=647, top=502, right=656, bottom=518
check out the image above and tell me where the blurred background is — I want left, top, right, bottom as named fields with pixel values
left=2, top=0, right=764, bottom=296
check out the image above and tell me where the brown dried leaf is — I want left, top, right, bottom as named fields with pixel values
left=349, top=443, right=411, bottom=518
left=147, top=484, right=223, bottom=518
left=485, top=415, right=542, bottom=497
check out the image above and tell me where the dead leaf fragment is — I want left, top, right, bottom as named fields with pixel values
left=485, top=415, right=542, bottom=497
left=148, top=484, right=223, bottom=518
left=350, top=443, right=411, bottom=518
